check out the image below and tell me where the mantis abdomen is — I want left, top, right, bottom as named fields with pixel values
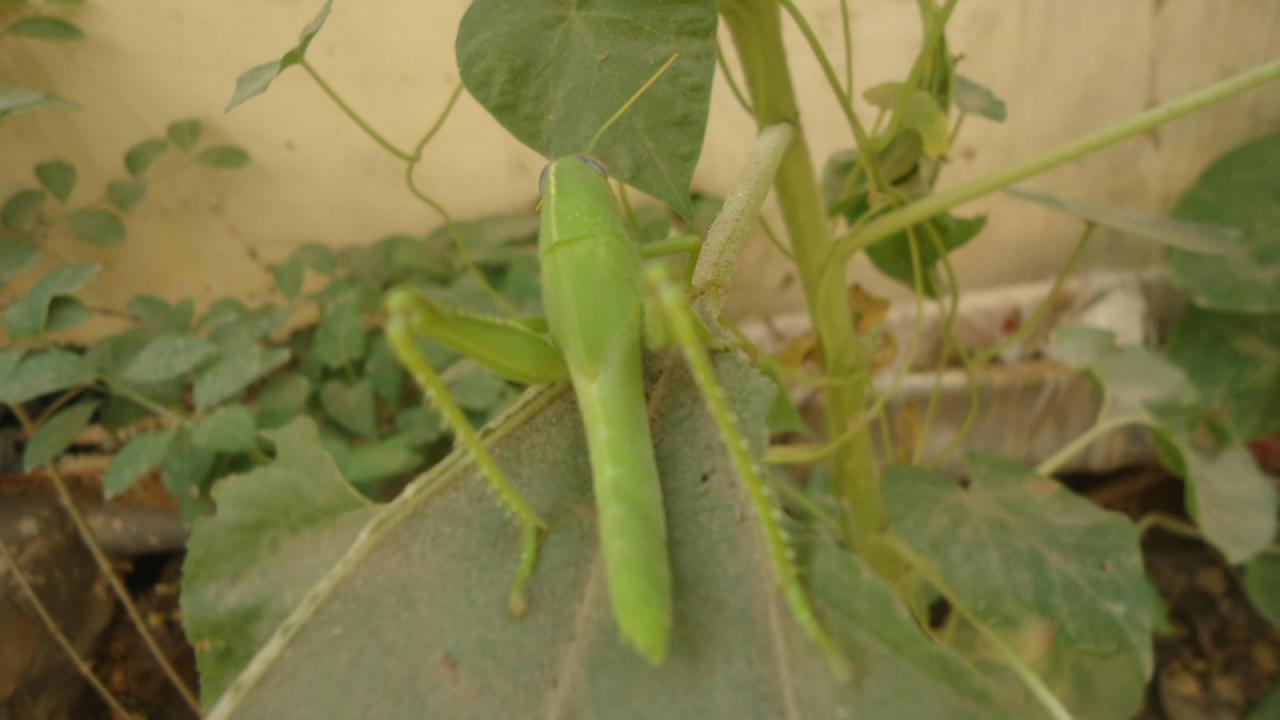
left=539, top=155, right=672, bottom=664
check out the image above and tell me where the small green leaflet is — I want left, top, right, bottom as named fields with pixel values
left=952, top=74, right=1006, bottom=122
left=192, top=404, right=259, bottom=453
left=0, top=85, right=74, bottom=119
left=0, top=349, right=94, bottom=404
left=167, top=118, right=203, bottom=151
left=35, top=160, right=76, bottom=201
left=68, top=208, right=126, bottom=246
left=107, top=178, right=147, bottom=212
left=319, top=378, right=377, bottom=438
left=23, top=401, right=98, bottom=472
left=225, top=0, right=333, bottom=111
left=124, top=138, right=169, bottom=176
left=3, top=263, right=99, bottom=338
left=198, top=146, right=251, bottom=169
left=122, top=334, right=216, bottom=383
left=3, top=189, right=45, bottom=229
left=105, top=429, right=175, bottom=499
left=5, top=16, right=84, bottom=41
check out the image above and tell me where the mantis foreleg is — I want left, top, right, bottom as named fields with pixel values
left=643, top=262, right=853, bottom=680
left=384, top=288, right=564, bottom=615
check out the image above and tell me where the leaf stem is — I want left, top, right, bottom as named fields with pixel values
left=1037, top=414, right=1148, bottom=477
left=978, top=619, right=1077, bottom=720
left=719, top=0, right=883, bottom=547
left=0, top=536, right=139, bottom=720
left=821, top=57, right=1280, bottom=305
left=300, top=59, right=412, bottom=162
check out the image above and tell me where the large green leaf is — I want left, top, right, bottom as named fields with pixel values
left=456, top=0, right=717, bottom=217
left=186, top=356, right=1008, bottom=718
left=1168, top=306, right=1280, bottom=439
left=884, top=453, right=1153, bottom=719
left=1168, top=130, right=1280, bottom=312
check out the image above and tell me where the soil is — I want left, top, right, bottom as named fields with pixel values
left=5, top=465, right=1279, bottom=719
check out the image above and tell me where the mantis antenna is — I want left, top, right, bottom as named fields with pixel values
left=585, top=52, right=681, bottom=155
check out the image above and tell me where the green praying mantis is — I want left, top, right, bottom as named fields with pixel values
left=383, top=56, right=849, bottom=676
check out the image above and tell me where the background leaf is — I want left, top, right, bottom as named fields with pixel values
left=128, top=295, right=194, bottom=333
left=184, top=357, right=1008, bottom=718
left=194, top=345, right=290, bottom=411
left=107, top=178, right=147, bottom=212
left=456, top=0, right=717, bottom=216
left=884, top=454, right=1154, bottom=719
left=123, top=334, right=216, bottom=382
left=1243, top=554, right=1280, bottom=629
left=106, top=429, right=176, bottom=498
left=952, top=74, right=1006, bottom=122
left=1051, top=327, right=1279, bottom=563
left=5, top=16, right=84, bottom=41
left=1168, top=306, right=1280, bottom=439
left=192, top=404, right=259, bottom=453
left=225, top=0, right=332, bottom=111
left=3, top=263, right=99, bottom=338
left=23, top=401, right=98, bottom=471
left=167, top=118, right=203, bottom=151
left=0, top=349, right=94, bottom=404
left=68, top=208, right=126, bottom=246
left=1168, top=130, right=1280, bottom=312
left=0, top=236, right=39, bottom=286
left=198, top=146, right=251, bottom=169
left=0, top=85, right=73, bottom=119
left=319, top=378, right=377, bottom=438
left=3, top=189, right=45, bottom=229
left=125, top=138, right=169, bottom=176
left=35, top=160, right=76, bottom=201
left=181, top=419, right=377, bottom=705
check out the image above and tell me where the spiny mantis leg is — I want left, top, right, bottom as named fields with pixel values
left=385, top=287, right=567, bottom=616
left=643, top=263, right=853, bottom=681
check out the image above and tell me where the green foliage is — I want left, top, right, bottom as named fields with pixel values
left=4, top=263, right=98, bottom=338
left=4, top=16, right=84, bottom=41
left=885, top=454, right=1154, bottom=719
left=456, top=0, right=718, bottom=216
left=23, top=400, right=98, bottom=471
left=1051, top=326, right=1278, bottom=563
left=1168, top=130, right=1280, bottom=313
left=167, top=118, right=203, bottom=151
left=35, top=160, right=76, bottom=201
left=1169, top=307, right=1280, bottom=439
left=225, top=0, right=333, bottom=111
left=0, top=85, right=73, bottom=119
left=1244, top=555, right=1280, bottom=629
left=68, top=207, right=126, bottom=246
left=124, top=138, right=169, bottom=176
left=105, top=429, right=176, bottom=498
left=952, top=74, right=1007, bottom=122
left=198, top=145, right=251, bottom=169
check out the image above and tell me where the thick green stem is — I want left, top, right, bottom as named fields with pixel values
left=719, top=0, right=883, bottom=545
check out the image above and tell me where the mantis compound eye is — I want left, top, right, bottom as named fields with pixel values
left=573, top=153, right=609, bottom=180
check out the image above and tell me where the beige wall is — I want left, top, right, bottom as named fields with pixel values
left=3, top=1, right=1279, bottom=340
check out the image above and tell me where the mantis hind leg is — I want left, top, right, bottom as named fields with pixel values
left=385, top=289, right=549, bottom=616
left=643, top=263, right=852, bottom=680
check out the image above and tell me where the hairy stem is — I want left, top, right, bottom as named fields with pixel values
left=719, top=0, right=883, bottom=547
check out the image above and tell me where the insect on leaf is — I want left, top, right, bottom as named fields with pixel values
left=183, top=358, right=1010, bottom=719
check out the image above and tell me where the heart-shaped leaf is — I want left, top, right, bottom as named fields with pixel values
left=456, top=0, right=717, bottom=217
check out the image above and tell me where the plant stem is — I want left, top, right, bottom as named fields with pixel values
left=0, top=536, right=139, bottom=720
left=979, top=619, right=1076, bottom=720
left=1037, top=414, right=1148, bottom=477
left=691, top=122, right=794, bottom=319
left=719, top=0, right=883, bottom=547
left=821, top=57, right=1280, bottom=305
left=301, top=59, right=413, bottom=162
